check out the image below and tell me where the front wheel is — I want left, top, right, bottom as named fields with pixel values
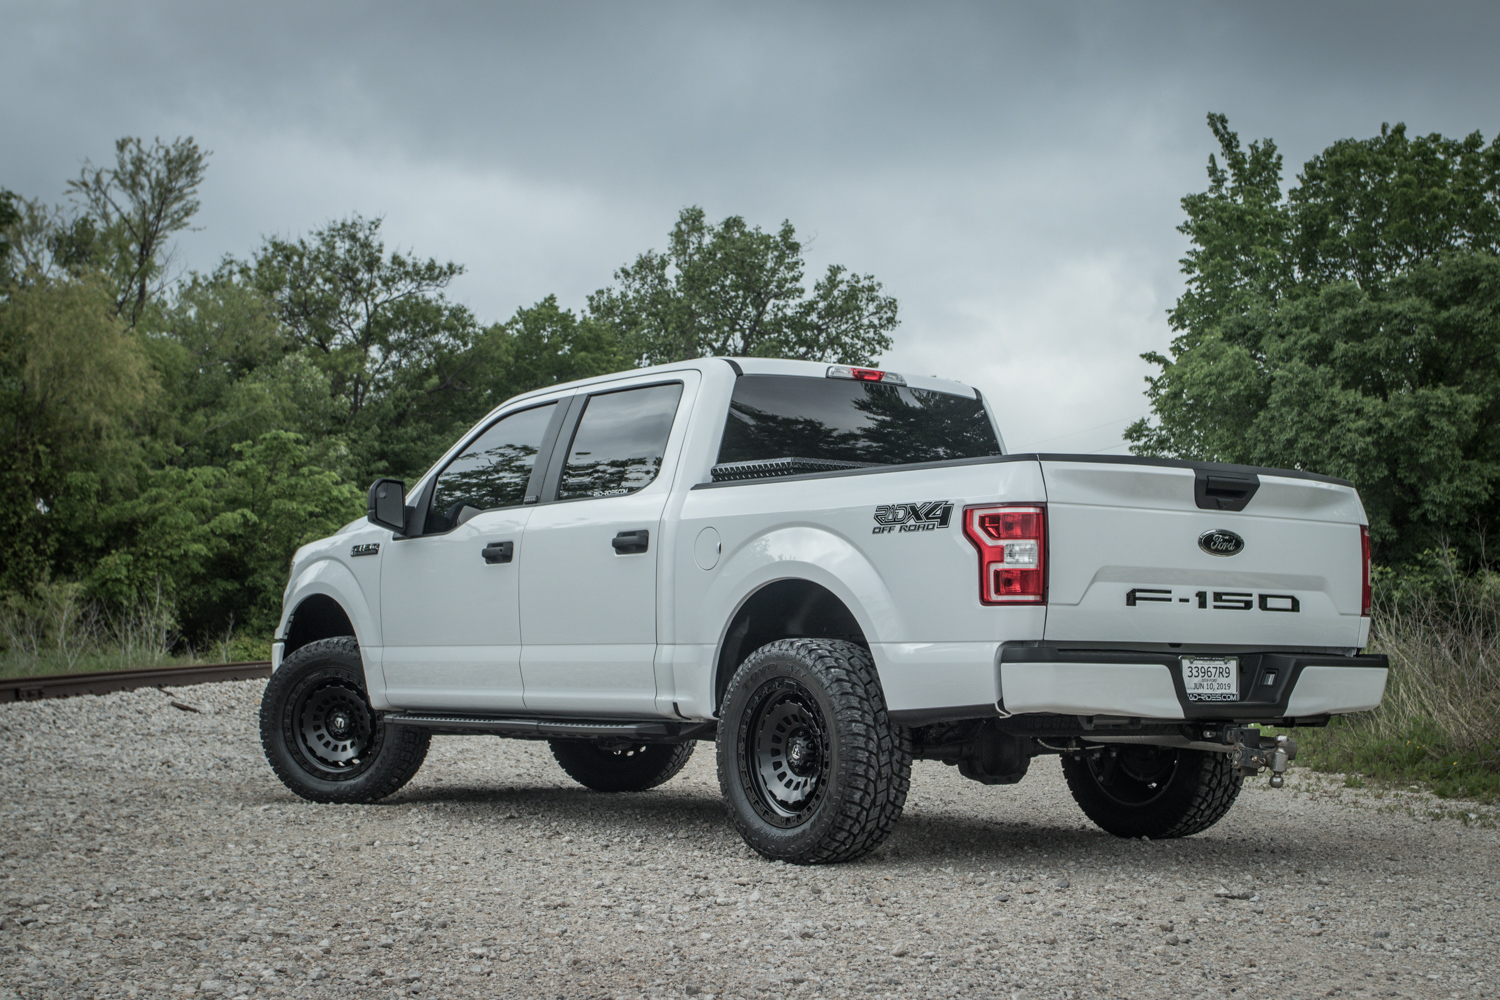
left=259, top=637, right=429, bottom=803
left=716, top=638, right=910, bottom=864
left=1061, top=744, right=1242, bottom=838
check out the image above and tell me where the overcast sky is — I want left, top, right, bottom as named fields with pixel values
left=5, top=2, right=1499, bottom=453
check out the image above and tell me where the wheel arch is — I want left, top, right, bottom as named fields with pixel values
left=277, top=558, right=384, bottom=708
left=711, top=578, right=869, bottom=713
left=284, top=593, right=356, bottom=658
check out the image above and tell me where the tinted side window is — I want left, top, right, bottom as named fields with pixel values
left=558, top=383, right=684, bottom=501
left=428, top=402, right=556, bottom=532
left=717, top=374, right=1001, bottom=467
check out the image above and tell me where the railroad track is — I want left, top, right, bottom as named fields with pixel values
left=0, top=661, right=272, bottom=703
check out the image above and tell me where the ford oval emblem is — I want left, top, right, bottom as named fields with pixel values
left=1199, top=529, right=1245, bottom=557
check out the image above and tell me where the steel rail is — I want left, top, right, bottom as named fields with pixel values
left=0, top=661, right=272, bottom=704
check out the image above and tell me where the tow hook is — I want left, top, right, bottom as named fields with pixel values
left=1213, top=727, right=1298, bottom=787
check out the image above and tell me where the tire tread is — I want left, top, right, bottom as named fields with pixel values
left=259, top=636, right=429, bottom=804
left=718, top=638, right=911, bottom=864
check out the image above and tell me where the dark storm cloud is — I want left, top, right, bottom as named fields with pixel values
left=4, top=2, right=1499, bottom=451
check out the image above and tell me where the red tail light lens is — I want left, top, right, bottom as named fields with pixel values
left=1360, top=524, right=1372, bottom=617
left=964, top=504, right=1046, bottom=604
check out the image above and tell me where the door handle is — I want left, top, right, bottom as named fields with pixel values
left=482, top=541, right=514, bottom=564
left=611, top=529, right=650, bottom=554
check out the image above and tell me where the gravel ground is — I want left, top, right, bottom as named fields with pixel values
left=2, top=680, right=1499, bottom=1000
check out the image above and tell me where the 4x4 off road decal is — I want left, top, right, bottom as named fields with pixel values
left=872, top=500, right=954, bottom=534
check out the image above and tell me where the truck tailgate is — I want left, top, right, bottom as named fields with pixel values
left=1039, top=458, right=1368, bottom=649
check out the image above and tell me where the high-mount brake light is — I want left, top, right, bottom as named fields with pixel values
left=826, top=365, right=907, bottom=386
left=1360, top=524, right=1372, bottom=617
left=963, top=504, right=1046, bottom=604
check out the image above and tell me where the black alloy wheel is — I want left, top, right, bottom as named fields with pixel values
left=260, top=636, right=429, bottom=804
left=294, top=675, right=376, bottom=775
left=741, top=677, right=831, bottom=827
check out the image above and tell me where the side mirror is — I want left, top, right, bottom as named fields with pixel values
left=367, top=478, right=408, bottom=533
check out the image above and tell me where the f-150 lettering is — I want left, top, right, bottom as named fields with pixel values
left=1126, top=588, right=1302, bottom=611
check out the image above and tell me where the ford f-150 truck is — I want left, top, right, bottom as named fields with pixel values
left=260, top=357, right=1388, bottom=863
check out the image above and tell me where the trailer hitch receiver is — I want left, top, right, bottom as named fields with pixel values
left=1218, top=727, right=1297, bottom=787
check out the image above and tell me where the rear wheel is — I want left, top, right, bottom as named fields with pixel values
left=549, top=740, right=695, bottom=792
left=1061, top=744, right=1241, bottom=838
left=259, top=637, right=429, bottom=803
left=717, top=638, right=910, bottom=864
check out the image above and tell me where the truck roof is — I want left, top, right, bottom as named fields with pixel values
left=503, top=357, right=980, bottom=407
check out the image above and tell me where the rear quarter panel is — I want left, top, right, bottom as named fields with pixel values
left=668, top=459, right=1048, bottom=717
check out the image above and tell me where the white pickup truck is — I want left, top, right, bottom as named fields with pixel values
left=260, top=357, right=1387, bottom=863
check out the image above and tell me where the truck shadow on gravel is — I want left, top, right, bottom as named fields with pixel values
left=884, top=811, right=1382, bottom=873
left=243, top=780, right=1385, bottom=871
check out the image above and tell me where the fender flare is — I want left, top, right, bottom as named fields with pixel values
left=712, top=525, right=896, bottom=644
left=279, top=558, right=388, bottom=706
left=688, top=526, right=899, bottom=714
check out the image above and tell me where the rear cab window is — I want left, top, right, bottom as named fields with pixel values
left=714, top=374, right=1001, bottom=480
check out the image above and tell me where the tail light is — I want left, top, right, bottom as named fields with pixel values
left=964, top=504, right=1046, bottom=604
left=1360, top=524, right=1372, bottom=617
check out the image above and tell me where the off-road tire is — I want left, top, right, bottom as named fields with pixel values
left=259, top=636, right=429, bottom=803
left=1062, top=744, right=1242, bottom=838
left=716, top=638, right=911, bottom=864
left=549, top=740, right=695, bottom=792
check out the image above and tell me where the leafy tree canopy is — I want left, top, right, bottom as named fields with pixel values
left=0, top=188, right=19, bottom=286
left=589, top=206, right=898, bottom=366
left=1129, top=116, right=1500, bottom=564
left=65, top=137, right=209, bottom=327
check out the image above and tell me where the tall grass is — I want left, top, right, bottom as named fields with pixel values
left=1296, top=562, right=1500, bottom=802
left=0, top=580, right=269, bottom=679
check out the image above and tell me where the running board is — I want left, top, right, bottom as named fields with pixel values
left=382, top=713, right=714, bottom=742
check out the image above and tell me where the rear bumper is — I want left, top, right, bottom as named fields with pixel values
left=998, top=647, right=1388, bottom=723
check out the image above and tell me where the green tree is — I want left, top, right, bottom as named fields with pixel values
left=472, top=294, right=626, bottom=402
left=248, top=215, right=485, bottom=480
left=589, top=206, right=898, bottom=365
left=83, top=431, right=361, bottom=636
left=0, top=275, right=158, bottom=594
left=0, top=188, right=19, bottom=286
left=1128, top=116, right=1500, bottom=563
left=65, top=137, right=209, bottom=327
left=147, top=267, right=341, bottom=470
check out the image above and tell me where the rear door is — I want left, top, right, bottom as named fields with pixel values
left=519, top=375, right=695, bottom=716
left=1039, top=458, right=1369, bottom=649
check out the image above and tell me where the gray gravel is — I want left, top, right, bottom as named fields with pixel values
left=2, top=680, right=1498, bottom=1000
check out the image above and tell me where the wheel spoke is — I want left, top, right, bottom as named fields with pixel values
left=744, top=679, right=830, bottom=827
left=295, top=680, right=375, bottom=774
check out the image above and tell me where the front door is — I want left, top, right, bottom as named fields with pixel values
left=380, top=401, right=559, bottom=711
left=520, top=380, right=687, bottom=716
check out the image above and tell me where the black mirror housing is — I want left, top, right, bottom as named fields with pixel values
left=367, top=478, right=408, bottom=533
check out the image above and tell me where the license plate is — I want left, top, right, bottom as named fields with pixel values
left=1181, top=656, right=1239, bottom=701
